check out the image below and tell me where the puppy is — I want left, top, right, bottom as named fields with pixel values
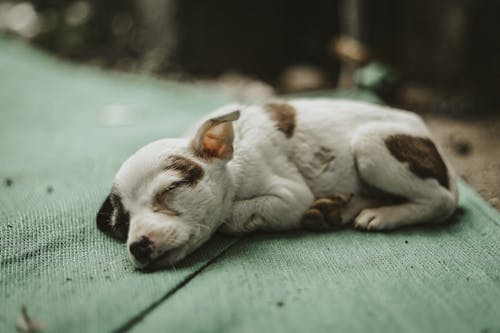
left=96, top=99, right=458, bottom=269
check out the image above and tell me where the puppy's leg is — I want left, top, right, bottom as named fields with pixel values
left=341, top=196, right=390, bottom=225
left=350, top=123, right=458, bottom=231
left=220, top=175, right=314, bottom=235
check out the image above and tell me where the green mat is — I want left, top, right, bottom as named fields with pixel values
left=1, top=38, right=499, bottom=333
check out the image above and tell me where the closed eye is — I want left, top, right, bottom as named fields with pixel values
left=163, top=179, right=189, bottom=193
left=153, top=182, right=183, bottom=216
left=155, top=180, right=189, bottom=205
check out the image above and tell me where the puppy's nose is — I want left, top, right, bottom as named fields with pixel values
left=129, top=236, right=153, bottom=263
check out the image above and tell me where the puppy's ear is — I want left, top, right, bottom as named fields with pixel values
left=190, top=110, right=240, bottom=161
left=96, top=193, right=129, bottom=242
left=96, top=194, right=114, bottom=233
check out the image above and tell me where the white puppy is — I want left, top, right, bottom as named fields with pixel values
left=96, top=99, right=458, bottom=269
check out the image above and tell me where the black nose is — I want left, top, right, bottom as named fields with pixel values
left=129, top=236, right=153, bottom=263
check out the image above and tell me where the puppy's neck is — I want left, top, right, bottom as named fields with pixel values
left=208, top=166, right=236, bottom=227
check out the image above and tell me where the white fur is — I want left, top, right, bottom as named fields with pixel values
left=111, top=99, right=458, bottom=268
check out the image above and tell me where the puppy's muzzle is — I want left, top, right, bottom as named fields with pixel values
left=129, top=236, right=153, bottom=264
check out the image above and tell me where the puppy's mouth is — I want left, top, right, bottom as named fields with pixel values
left=152, top=245, right=188, bottom=268
left=135, top=243, right=189, bottom=271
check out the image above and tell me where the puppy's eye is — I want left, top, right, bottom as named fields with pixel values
left=164, top=183, right=178, bottom=192
left=163, top=180, right=188, bottom=193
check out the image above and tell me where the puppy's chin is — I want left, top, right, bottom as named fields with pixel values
left=133, top=244, right=189, bottom=271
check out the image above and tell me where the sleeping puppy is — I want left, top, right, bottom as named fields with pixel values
left=96, top=99, right=458, bottom=269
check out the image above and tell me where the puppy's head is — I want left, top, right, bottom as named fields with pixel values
left=96, top=110, right=240, bottom=269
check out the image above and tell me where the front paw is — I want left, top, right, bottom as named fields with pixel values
left=354, top=208, right=396, bottom=231
left=301, top=194, right=351, bottom=231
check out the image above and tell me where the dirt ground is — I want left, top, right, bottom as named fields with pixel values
left=423, top=114, right=500, bottom=211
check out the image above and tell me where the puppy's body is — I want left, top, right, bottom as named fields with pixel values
left=209, top=99, right=456, bottom=233
left=97, top=99, right=458, bottom=268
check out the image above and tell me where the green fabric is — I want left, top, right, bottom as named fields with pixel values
left=132, top=181, right=500, bottom=333
left=1, top=38, right=499, bottom=333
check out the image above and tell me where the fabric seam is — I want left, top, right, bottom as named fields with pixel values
left=112, top=238, right=241, bottom=333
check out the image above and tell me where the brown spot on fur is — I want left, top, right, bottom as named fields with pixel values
left=152, top=156, right=204, bottom=216
left=265, top=102, right=296, bottom=138
left=301, top=194, right=351, bottom=231
left=165, top=155, right=204, bottom=186
left=385, top=134, right=449, bottom=189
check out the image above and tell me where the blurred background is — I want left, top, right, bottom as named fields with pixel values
left=2, top=0, right=500, bottom=113
left=0, top=0, right=499, bottom=206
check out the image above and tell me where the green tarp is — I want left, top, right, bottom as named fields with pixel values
left=1, top=38, right=499, bottom=333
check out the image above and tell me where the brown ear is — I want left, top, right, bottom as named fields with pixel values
left=191, top=110, right=240, bottom=160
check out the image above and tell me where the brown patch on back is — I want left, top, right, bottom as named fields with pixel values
left=265, top=102, right=296, bottom=138
left=385, top=134, right=449, bottom=189
left=165, top=155, right=204, bottom=186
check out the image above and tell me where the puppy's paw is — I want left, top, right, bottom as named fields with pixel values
left=354, top=208, right=394, bottom=231
left=301, top=194, right=351, bottom=231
